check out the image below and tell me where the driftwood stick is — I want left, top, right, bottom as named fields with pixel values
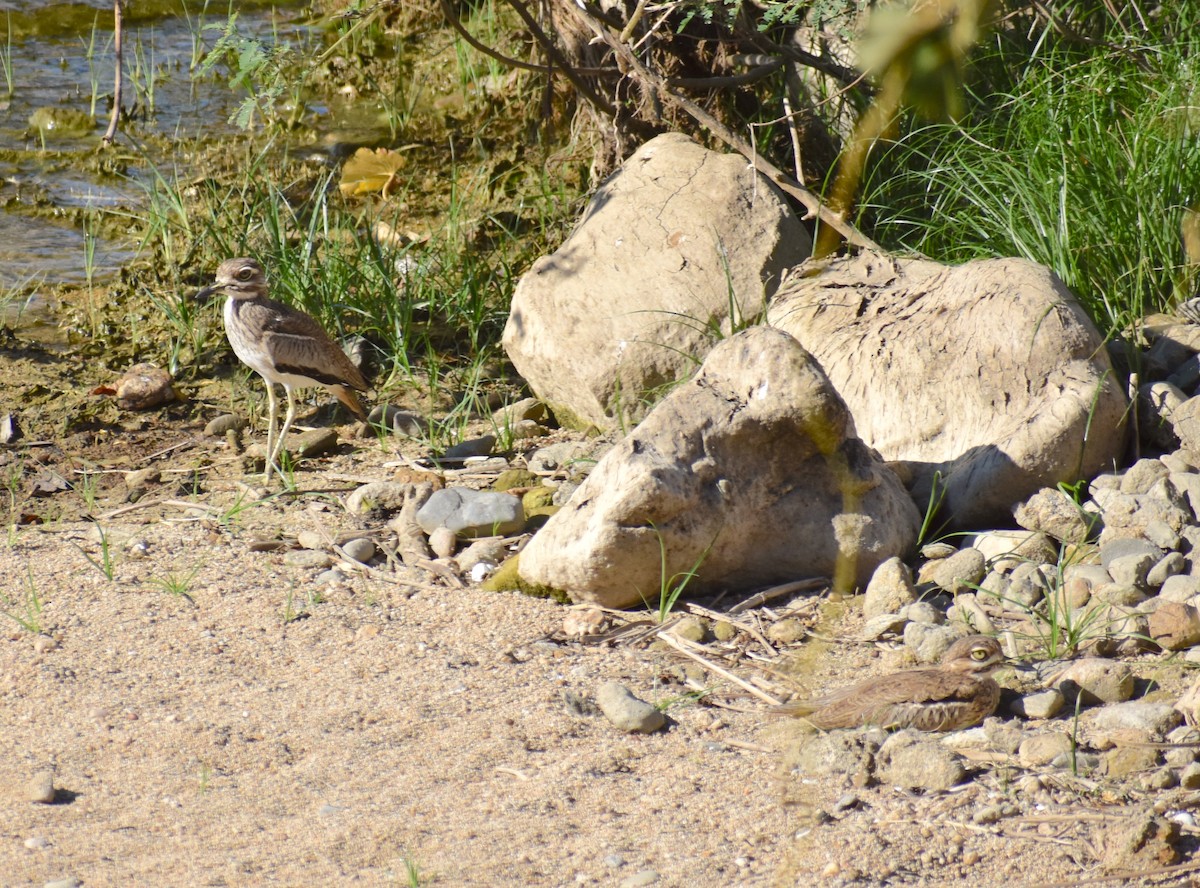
left=100, top=0, right=123, bottom=146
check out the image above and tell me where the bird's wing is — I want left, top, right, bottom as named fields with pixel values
left=803, top=671, right=982, bottom=729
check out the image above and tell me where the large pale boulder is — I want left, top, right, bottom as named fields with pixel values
left=768, top=252, right=1128, bottom=528
left=517, top=326, right=921, bottom=608
left=502, top=132, right=811, bottom=430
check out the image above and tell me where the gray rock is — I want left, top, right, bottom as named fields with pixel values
left=442, top=435, right=496, bottom=460
left=517, top=327, right=920, bottom=607
left=27, top=771, right=55, bottom=804
left=1107, top=552, right=1154, bottom=588
left=596, top=683, right=665, bottom=733
left=1160, top=574, right=1200, bottom=602
left=491, top=397, right=546, bottom=428
left=1013, top=488, right=1094, bottom=543
left=620, top=870, right=661, bottom=888
left=1101, top=538, right=1164, bottom=572
left=1139, top=382, right=1186, bottom=451
left=204, top=413, right=248, bottom=436
left=44, top=880, right=82, bottom=888
left=1004, top=561, right=1052, bottom=609
left=1054, top=658, right=1134, bottom=705
left=920, top=541, right=957, bottom=560
left=917, top=548, right=986, bottom=595
left=1010, top=688, right=1065, bottom=720
left=503, top=132, right=811, bottom=431
left=863, top=557, right=917, bottom=619
left=877, top=731, right=966, bottom=791
left=416, top=488, right=525, bottom=539
left=861, top=614, right=907, bottom=640
left=1148, top=551, right=1187, bottom=588
left=1084, top=701, right=1182, bottom=741
left=340, top=537, right=375, bottom=564
left=368, top=405, right=429, bottom=438
left=1092, top=582, right=1148, bottom=607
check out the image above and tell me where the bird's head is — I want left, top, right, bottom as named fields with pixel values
left=941, top=635, right=1006, bottom=676
left=195, top=257, right=268, bottom=304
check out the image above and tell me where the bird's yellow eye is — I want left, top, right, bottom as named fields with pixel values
left=236, top=267, right=253, bottom=281
left=971, top=647, right=988, bottom=660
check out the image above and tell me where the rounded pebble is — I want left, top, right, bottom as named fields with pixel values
left=596, top=682, right=666, bottom=733
left=341, top=537, right=376, bottom=563
left=33, top=635, right=57, bottom=654
left=27, top=771, right=56, bottom=804
left=24, top=836, right=49, bottom=850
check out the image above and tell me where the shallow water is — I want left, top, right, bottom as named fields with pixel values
left=0, top=1, right=312, bottom=292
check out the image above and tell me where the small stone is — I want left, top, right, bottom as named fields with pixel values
left=292, top=427, right=339, bottom=459
left=1010, top=688, right=1065, bottom=720
left=620, top=871, right=660, bottom=888
left=712, top=621, right=737, bottom=642
left=920, top=542, right=957, bottom=560
left=563, top=608, right=607, bottom=639
left=1054, top=658, right=1134, bottom=705
left=492, top=397, right=547, bottom=427
left=428, top=526, right=458, bottom=559
left=1018, top=732, right=1073, bottom=768
left=671, top=615, right=709, bottom=643
left=1148, top=552, right=1187, bottom=588
left=877, top=731, right=966, bottom=791
left=442, top=435, right=496, bottom=460
left=115, top=363, right=175, bottom=410
left=766, top=618, right=805, bottom=644
left=1103, top=745, right=1161, bottom=778
left=900, top=601, right=945, bottom=626
left=27, top=771, right=56, bottom=804
left=1013, top=488, right=1094, bottom=544
left=1100, top=538, right=1165, bottom=572
left=315, top=568, right=350, bottom=586
left=1085, top=701, right=1182, bottom=741
left=964, top=529, right=1058, bottom=571
left=1180, top=762, right=1200, bottom=788
left=368, top=405, right=428, bottom=437
left=296, top=530, right=326, bottom=550
left=204, top=414, right=248, bottom=436
left=455, top=537, right=507, bottom=573
left=1120, top=458, right=1170, bottom=494
left=44, top=880, right=82, bottom=888
left=903, top=623, right=961, bottom=664
left=283, top=550, right=333, bottom=570
left=596, top=682, right=665, bottom=733
left=416, top=487, right=525, bottom=539
left=917, top=548, right=986, bottom=595
left=33, top=635, right=56, bottom=654
left=1160, top=574, right=1200, bottom=602
left=972, top=804, right=1006, bottom=825
left=1107, top=553, right=1154, bottom=588
left=861, top=614, right=907, bottom=640
left=341, top=537, right=376, bottom=564
left=345, top=481, right=413, bottom=516
left=863, top=557, right=917, bottom=619
left=24, top=836, right=48, bottom=850
left=1149, top=601, right=1200, bottom=650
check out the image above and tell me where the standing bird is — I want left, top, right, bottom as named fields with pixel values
left=195, top=257, right=369, bottom=482
left=776, top=635, right=1006, bottom=732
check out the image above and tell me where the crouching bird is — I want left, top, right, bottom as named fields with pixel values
left=776, top=635, right=1005, bottom=732
left=195, top=257, right=369, bottom=482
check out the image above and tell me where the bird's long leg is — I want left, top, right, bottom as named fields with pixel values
left=272, top=384, right=299, bottom=481
left=263, top=382, right=280, bottom=483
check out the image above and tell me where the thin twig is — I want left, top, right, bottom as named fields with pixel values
left=656, top=632, right=782, bottom=705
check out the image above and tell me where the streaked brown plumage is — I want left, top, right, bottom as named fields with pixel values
left=196, top=258, right=369, bottom=482
left=777, top=635, right=1005, bottom=732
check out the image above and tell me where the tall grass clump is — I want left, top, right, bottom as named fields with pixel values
left=858, top=9, right=1200, bottom=337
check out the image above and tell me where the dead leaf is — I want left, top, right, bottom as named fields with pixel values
left=338, top=147, right=408, bottom=198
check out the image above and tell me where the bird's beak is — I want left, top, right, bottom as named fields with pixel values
left=194, top=284, right=222, bottom=305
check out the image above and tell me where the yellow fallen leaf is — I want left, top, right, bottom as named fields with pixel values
left=338, top=146, right=408, bottom=198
